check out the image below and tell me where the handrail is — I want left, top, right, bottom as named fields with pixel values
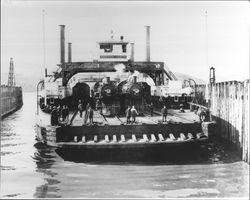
left=188, top=102, right=208, bottom=110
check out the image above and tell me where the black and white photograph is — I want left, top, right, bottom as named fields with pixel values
left=1, top=0, right=249, bottom=199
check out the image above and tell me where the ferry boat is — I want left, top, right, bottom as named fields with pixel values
left=35, top=25, right=213, bottom=160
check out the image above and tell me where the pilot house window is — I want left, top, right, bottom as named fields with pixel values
left=122, top=45, right=127, bottom=53
left=100, top=44, right=113, bottom=52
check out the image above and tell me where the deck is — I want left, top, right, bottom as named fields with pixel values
left=69, top=109, right=200, bottom=127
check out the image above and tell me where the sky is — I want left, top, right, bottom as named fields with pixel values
left=1, top=0, right=249, bottom=84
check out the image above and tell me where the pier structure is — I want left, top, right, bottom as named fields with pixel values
left=192, top=79, right=250, bottom=164
left=1, top=58, right=23, bottom=118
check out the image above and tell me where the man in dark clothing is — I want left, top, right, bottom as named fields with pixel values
left=179, top=103, right=185, bottom=113
left=88, top=106, right=94, bottom=124
left=198, top=107, right=207, bottom=122
left=161, top=105, right=168, bottom=122
left=84, top=103, right=90, bottom=124
left=57, top=105, right=62, bottom=120
left=61, top=105, right=67, bottom=121
left=96, top=98, right=103, bottom=115
left=51, top=106, right=58, bottom=126
left=78, top=100, right=83, bottom=118
left=125, top=106, right=131, bottom=124
left=131, top=105, right=138, bottom=123
left=149, top=102, right=154, bottom=116
left=65, top=105, right=69, bottom=121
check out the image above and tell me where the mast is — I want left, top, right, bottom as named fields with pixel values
left=205, top=11, right=208, bottom=76
left=42, top=9, right=47, bottom=77
left=42, top=9, right=47, bottom=105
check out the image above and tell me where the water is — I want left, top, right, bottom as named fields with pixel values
left=1, top=92, right=249, bottom=198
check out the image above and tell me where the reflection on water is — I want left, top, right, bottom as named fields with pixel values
left=1, top=92, right=249, bottom=198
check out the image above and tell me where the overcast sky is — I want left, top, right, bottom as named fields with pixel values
left=1, top=1, right=249, bottom=83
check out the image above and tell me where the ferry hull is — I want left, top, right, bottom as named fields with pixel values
left=35, top=121, right=214, bottom=159
left=55, top=139, right=208, bottom=162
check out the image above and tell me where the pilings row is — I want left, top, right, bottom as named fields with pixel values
left=196, top=80, right=249, bottom=163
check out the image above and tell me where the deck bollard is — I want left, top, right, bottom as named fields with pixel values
left=187, top=133, right=195, bottom=139
left=105, top=135, right=109, bottom=143
left=158, top=134, right=164, bottom=141
left=180, top=133, right=187, bottom=140
left=94, top=135, right=98, bottom=143
left=151, top=134, right=156, bottom=142
left=169, top=133, right=176, bottom=141
left=143, top=134, right=149, bottom=142
left=113, top=135, right=117, bottom=143
left=132, top=134, right=137, bottom=142
left=121, top=135, right=125, bottom=142
left=82, top=136, right=86, bottom=143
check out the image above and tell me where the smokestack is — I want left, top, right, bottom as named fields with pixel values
left=130, top=43, right=134, bottom=62
left=68, top=42, right=72, bottom=62
left=59, top=25, right=65, bottom=64
left=145, top=26, right=150, bottom=62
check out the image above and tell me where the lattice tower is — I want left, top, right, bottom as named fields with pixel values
left=7, top=57, right=15, bottom=86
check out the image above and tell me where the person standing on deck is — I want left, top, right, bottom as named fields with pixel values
left=198, top=107, right=207, bottom=122
left=78, top=100, right=83, bottom=118
left=84, top=103, right=90, bottom=124
left=96, top=98, right=103, bottom=115
left=125, top=106, right=131, bottom=124
left=179, top=103, right=185, bottom=113
left=131, top=105, right=138, bottom=124
left=57, top=105, right=62, bottom=120
left=161, top=105, right=168, bottom=122
left=65, top=105, right=69, bottom=122
left=88, top=106, right=94, bottom=124
left=51, top=106, right=58, bottom=126
left=56, top=106, right=61, bottom=123
left=149, top=102, right=154, bottom=117
left=61, top=105, right=66, bottom=121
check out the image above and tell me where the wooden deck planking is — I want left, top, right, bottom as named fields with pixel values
left=38, top=109, right=201, bottom=127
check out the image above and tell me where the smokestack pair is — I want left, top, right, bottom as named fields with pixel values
left=59, top=25, right=72, bottom=64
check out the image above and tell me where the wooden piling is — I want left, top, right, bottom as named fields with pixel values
left=196, top=80, right=250, bottom=163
